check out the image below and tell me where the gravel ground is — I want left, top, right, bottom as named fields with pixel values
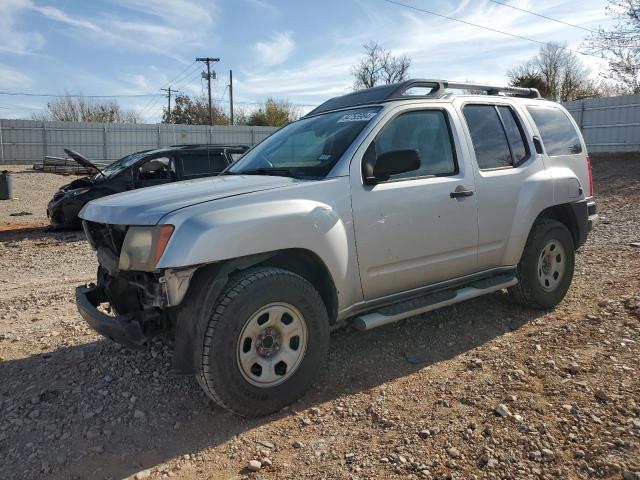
left=0, top=157, right=639, bottom=480
left=0, top=166, right=78, bottom=228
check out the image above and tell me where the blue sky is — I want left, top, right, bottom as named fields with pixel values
left=0, top=0, right=613, bottom=122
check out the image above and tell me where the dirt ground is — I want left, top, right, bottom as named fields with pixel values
left=0, top=165, right=76, bottom=229
left=0, top=158, right=639, bottom=480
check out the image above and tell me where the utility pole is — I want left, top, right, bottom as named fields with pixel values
left=229, top=70, right=234, bottom=125
left=196, top=57, right=220, bottom=126
left=160, top=87, right=173, bottom=123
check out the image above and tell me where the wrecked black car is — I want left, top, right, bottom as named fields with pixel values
left=47, top=144, right=249, bottom=229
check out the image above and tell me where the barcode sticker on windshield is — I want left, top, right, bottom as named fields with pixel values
left=337, top=111, right=378, bottom=123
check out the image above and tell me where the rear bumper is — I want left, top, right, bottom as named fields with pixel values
left=570, top=198, right=597, bottom=248
left=75, top=284, right=148, bottom=349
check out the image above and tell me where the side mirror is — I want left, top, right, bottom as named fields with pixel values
left=363, top=149, right=420, bottom=185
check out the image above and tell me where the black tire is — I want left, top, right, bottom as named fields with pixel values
left=195, top=267, right=329, bottom=417
left=509, top=219, right=575, bottom=309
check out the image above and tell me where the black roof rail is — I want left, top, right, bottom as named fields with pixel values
left=306, top=79, right=541, bottom=116
left=444, top=81, right=541, bottom=99
left=168, top=143, right=251, bottom=149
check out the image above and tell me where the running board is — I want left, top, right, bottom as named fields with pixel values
left=353, top=274, right=518, bottom=331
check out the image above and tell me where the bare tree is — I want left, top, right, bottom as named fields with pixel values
left=33, top=95, right=142, bottom=123
left=352, top=42, right=411, bottom=90
left=507, top=43, right=598, bottom=101
left=586, top=0, right=640, bottom=94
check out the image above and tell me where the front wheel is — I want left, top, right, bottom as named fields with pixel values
left=196, top=267, right=329, bottom=417
left=509, top=219, right=575, bottom=309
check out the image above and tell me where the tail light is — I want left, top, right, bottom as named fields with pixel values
left=586, top=155, right=594, bottom=196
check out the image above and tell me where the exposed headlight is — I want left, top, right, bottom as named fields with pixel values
left=119, top=225, right=174, bottom=271
left=68, top=187, right=91, bottom=197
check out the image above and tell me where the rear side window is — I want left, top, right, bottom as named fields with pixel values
left=463, top=105, right=512, bottom=169
left=526, top=106, right=582, bottom=156
left=370, top=109, right=457, bottom=180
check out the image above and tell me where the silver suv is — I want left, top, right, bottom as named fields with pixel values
left=76, top=79, right=597, bottom=416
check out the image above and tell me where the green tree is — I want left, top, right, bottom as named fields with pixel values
left=163, top=94, right=228, bottom=125
left=245, top=98, right=300, bottom=127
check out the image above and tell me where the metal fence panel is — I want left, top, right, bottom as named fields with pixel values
left=563, top=94, right=640, bottom=153
left=0, top=119, right=279, bottom=165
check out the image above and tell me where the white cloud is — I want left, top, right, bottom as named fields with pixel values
left=31, top=4, right=102, bottom=32
left=0, top=0, right=44, bottom=55
left=16, top=0, right=217, bottom=61
left=254, top=32, right=295, bottom=66
left=0, top=64, right=32, bottom=89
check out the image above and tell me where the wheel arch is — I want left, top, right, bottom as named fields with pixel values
left=171, top=248, right=338, bottom=375
left=535, top=203, right=581, bottom=249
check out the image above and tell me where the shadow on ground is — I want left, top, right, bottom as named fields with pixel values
left=1, top=291, right=545, bottom=480
left=0, top=226, right=84, bottom=243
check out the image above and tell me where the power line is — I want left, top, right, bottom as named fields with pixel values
left=234, top=101, right=319, bottom=108
left=380, top=0, right=602, bottom=58
left=487, top=0, right=596, bottom=33
left=139, top=63, right=203, bottom=119
left=138, top=61, right=199, bottom=117
left=0, top=91, right=162, bottom=98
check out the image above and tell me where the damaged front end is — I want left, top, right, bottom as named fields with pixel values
left=76, top=220, right=195, bottom=349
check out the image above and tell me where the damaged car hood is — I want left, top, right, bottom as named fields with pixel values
left=64, top=148, right=103, bottom=174
left=79, top=175, right=297, bottom=225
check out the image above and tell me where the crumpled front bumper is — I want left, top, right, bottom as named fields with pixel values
left=75, top=284, right=148, bottom=349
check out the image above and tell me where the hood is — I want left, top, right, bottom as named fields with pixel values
left=79, top=174, right=297, bottom=225
left=64, top=148, right=103, bottom=173
left=61, top=176, right=95, bottom=191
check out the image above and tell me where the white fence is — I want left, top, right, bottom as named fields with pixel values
left=563, top=94, right=640, bottom=154
left=0, top=119, right=279, bottom=165
left=3, top=95, right=638, bottom=164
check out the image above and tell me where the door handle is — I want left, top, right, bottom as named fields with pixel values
left=450, top=188, right=474, bottom=198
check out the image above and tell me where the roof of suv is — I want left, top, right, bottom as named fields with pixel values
left=307, top=79, right=543, bottom=117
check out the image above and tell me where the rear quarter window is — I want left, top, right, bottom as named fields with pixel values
left=526, top=106, right=582, bottom=156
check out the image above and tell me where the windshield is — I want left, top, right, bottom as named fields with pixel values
left=227, top=106, right=381, bottom=178
left=98, top=151, right=149, bottom=179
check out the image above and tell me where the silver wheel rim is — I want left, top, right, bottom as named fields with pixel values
left=536, top=239, right=566, bottom=292
left=236, top=302, right=308, bottom=388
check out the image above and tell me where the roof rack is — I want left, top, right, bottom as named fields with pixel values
left=306, top=79, right=541, bottom=116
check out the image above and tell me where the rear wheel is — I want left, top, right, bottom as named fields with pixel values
left=196, top=267, right=329, bottom=417
left=509, top=219, right=575, bottom=309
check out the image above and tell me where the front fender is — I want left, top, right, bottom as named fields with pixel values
left=157, top=177, right=362, bottom=309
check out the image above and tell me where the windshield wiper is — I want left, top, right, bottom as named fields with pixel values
left=226, top=167, right=310, bottom=179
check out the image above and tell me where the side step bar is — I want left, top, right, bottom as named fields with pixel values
left=354, top=274, right=517, bottom=331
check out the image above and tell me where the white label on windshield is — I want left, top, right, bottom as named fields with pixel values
left=337, top=111, right=378, bottom=123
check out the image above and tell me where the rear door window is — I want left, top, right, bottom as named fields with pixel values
left=463, top=104, right=530, bottom=169
left=180, top=150, right=228, bottom=178
left=181, top=152, right=210, bottom=177
left=463, top=105, right=512, bottom=169
left=497, top=106, right=529, bottom=164
left=208, top=151, right=229, bottom=172
left=526, top=106, right=582, bottom=156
